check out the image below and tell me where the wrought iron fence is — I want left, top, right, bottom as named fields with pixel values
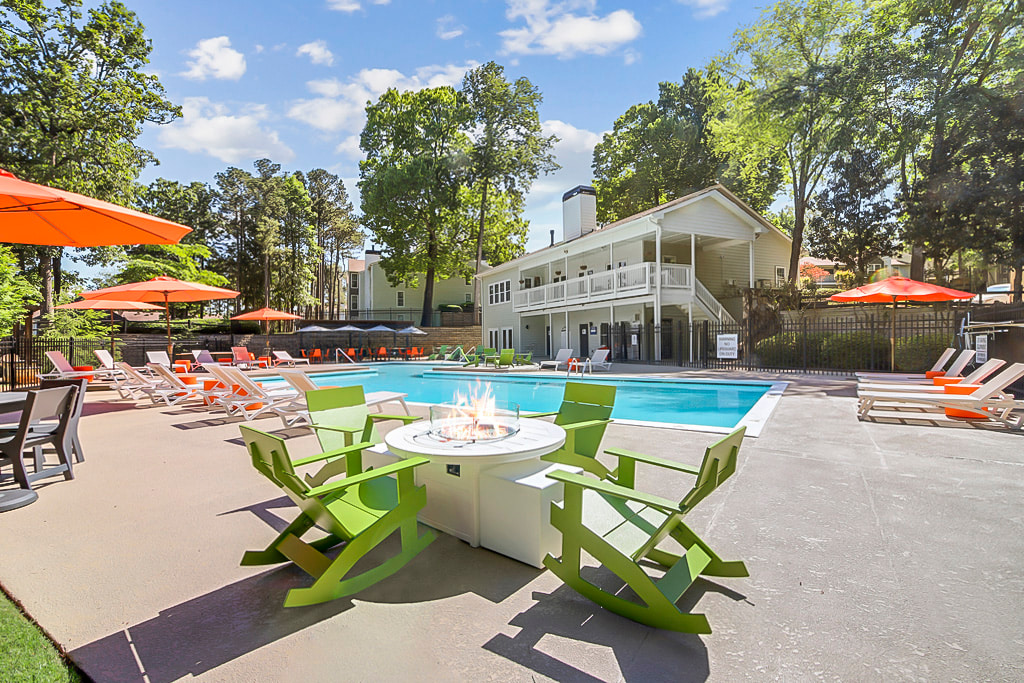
left=340, top=308, right=480, bottom=327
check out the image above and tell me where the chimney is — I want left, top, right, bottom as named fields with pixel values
left=562, top=185, right=597, bottom=242
left=549, top=229, right=555, bottom=247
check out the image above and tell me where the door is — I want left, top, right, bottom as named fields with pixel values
left=501, top=327, right=514, bottom=350
left=488, top=328, right=500, bottom=348
left=545, top=326, right=551, bottom=357
left=579, top=323, right=589, bottom=358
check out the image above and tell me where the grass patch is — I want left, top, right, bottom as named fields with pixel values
left=0, top=588, right=80, bottom=682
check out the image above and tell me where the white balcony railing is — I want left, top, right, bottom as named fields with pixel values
left=513, top=262, right=694, bottom=312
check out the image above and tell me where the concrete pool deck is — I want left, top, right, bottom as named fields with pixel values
left=0, top=370, right=1021, bottom=681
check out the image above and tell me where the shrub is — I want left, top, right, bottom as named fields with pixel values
left=821, top=331, right=890, bottom=370
left=437, top=304, right=462, bottom=313
left=754, top=330, right=890, bottom=369
left=894, top=335, right=953, bottom=372
left=833, top=269, right=857, bottom=289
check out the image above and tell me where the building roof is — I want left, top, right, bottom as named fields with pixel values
left=481, top=184, right=790, bottom=277
left=347, top=259, right=365, bottom=273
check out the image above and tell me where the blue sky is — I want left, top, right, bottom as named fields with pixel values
left=127, top=0, right=768, bottom=254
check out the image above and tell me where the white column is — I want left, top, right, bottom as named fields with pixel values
left=654, top=224, right=663, bottom=362
left=609, top=304, right=614, bottom=354
left=690, top=233, right=696, bottom=289
left=749, top=240, right=755, bottom=288
left=564, top=310, right=569, bottom=351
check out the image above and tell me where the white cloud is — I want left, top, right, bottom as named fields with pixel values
left=334, top=135, right=362, bottom=159
left=500, top=0, right=642, bottom=58
left=297, top=40, right=335, bottom=66
left=327, top=0, right=390, bottom=11
left=677, top=0, right=729, bottom=19
left=436, top=15, right=465, bottom=40
left=158, top=97, right=294, bottom=163
left=287, top=61, right=478, bottom=133
left=181, top=36, right=246, bottom=80
left=623, top=48, right=639, bottom=65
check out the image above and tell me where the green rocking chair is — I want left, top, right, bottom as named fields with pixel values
left=529, top=382, right=617, bottom=479
left=543, top=426, right=748, bottom=633
left=304, top=386, right=420, bottom=487
left=239, top=425, right=435, bottom=607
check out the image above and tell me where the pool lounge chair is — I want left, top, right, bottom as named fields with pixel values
left=238, top=425, right=434, bottom=607
left=575, top=349, right=611, bottom=374
left=444, top=346, right=466, bottom=362
left=273, top=350, right=311, bottom=366
left=857, top=349, right=975, bottom=384
left=857, top=358, right=1006, bottom=393
left=855, top=347, right=957, bottom=381
left=513, top=351, right=533, bottom=366
left=544, top=426, right=748, bottom=633
left=230, top=346, right=258, bottom=369
left=92, top=350, right=135, bottom=379
left=147, top=363, right=210, bottom=406
left=463, top=347, right=495, bottom=367
left=857, top=362, right=1024, bottom=428
left=213, top=366, right=303, bottom=420
left=428, top=345, right=449, bottom=361
left=539, top=348, right=573, bottom=371
left=39, top=350, right=108, bottom=381
left=112, top=362, right=169, bottom=400
left=275, top=370, right=410, bottom=426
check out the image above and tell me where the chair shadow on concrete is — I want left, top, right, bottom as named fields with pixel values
left=69, top=500, right=542, bottom=682
left=483, top=564, right=751, bottom=683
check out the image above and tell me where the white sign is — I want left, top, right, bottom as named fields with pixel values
left=630, top=334, right=638, bottom=346
left=717, top=333, right=738, bottom=359
left=975, top=335, right=988, bottom=363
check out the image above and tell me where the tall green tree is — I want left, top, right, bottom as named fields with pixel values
left=0, top=245, right=38, bottom=336
left=806, top=149, right=899, bottom=284
left=359, top=86, right=473, bottom=327
left=275, top=173, right=316, bottom=312
left=0, top=0, right=179, bottom=312
left=593, top=69, right=782, bottom=223
left=711, top=0, right=859, bottom=283
left=461, top=62, right=557, bottom=302
left=301, top=169, right=362, bottom=319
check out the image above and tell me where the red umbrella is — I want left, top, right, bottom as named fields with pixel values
left=0, top=168, right=192, bottom=246
left=830, top=276, right=975, bottom=370
left=81, top=276, right=239, bottom=355
left=55, top=299, right=163, bottom=354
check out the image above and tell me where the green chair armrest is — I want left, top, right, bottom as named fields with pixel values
left=368, top=414, right=421, bottom=424
left=523, top=410, right=558, bottom=418
left=546, top=470, right=680, bottom=512
left=604, top=447, right=700, bottom=475
left=292, top=441, right=375, bottom=467
left=308, top=424, right=362, bottom=435
left=306, top=456, right=430, bottom=496
left=561, top=418, right=613, bottom=432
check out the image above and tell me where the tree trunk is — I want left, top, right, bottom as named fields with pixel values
left=421, top=227, right=438, bottom=327
left=473, top=179, right=488, bottom=304
left=788, top=195, right=805, bottom=284
left=52, top=250, right=63, bottom=303
left=263, top=253, right=271, bottom=308
left=39, top=249, right=53, bottom=316
left=910, top=244, right=925, bottom=280
left=1014, top=260, right=1023, bottom=304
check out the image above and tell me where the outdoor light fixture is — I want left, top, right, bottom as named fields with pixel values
left=580, top=265, right=587, bottom=270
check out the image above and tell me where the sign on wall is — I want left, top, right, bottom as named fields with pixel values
left=975, top=334, right=988, bottom=364
left=717, top=333, right=738, bottom=359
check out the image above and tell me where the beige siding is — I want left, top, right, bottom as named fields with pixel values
left=368, top=265, right=475, bottom=314
left=661, top=199, right=755, bottom=241
left=754, top=231, right=792, bottom=284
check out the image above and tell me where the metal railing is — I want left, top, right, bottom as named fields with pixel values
left=513, top=263, right=696, bottom=312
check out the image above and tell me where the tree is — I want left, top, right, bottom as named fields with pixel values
left=302, top=169, right=362, bottom=318
left=359, top=86, right=473, bottom=327
left=806, top=149, right=899, bottom=284
left=0, top=246, right=38, bottom=336
left=593, top=69, right=782, bottom=223
left=275, top=173, right=316, bottom=312
left=711, top=0, right=860, bottom=283
left=0, top=0, right=179, bottom=313
left=461, top=62, right=557, bottom=302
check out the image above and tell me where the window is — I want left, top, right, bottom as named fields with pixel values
left=396, top=292, right=405, bottom=307
left=663, top=255, right=677, bottom=264
left=775, top=266, right=786, bottom=284
left=867, top=263, right=882, bottom=273
left=349, top=273, right=359, bottom=291
left=501, top=327, right=514, bottom=349
left=488, top=280, right=511, bottom=305
left=465, top=293, right=472, bottom=303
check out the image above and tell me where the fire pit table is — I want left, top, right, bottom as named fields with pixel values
left=384, top=416, right=571, bottom=566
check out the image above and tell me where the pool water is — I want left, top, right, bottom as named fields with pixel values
left=262, top=363, right=773, bottom=429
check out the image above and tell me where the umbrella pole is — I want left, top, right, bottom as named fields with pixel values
left=110, top=310, right=115, bottom=356
left=165, top=292, right=173, bottom=358
left=891, top=297, right=896, bottom=371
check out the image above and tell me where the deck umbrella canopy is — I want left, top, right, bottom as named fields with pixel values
left=830, top=276, right=975, bottom=370
left=54, top=299, right=163, bottom=354
left=80, top=276, right=239, bottom=356
left=231, top=307, right=300, bottom=333
left=0, top=169, right=192, bottom=246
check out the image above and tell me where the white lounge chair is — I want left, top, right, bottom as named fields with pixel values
left=858, top=358, right=1005, bottom=394
left=276, top=369, right=410, bottom=426
left=146, top=363, right=213, bottom=406
left=855, top=347, right=957, bottom=381
left=540, top=348, right=574, bottom=371
left=272, top=350, right=310, bottom=366
left=145, top=350, right=174, bottom=367
left=39, top=350, right=116, bottom=381
left=579, top=348, right=612, bottom=373
left=857, top=362, right=1024, bottom=429
left=111, top=362, right=178, bottom=402
left=215, top=366, right=302, bottom=420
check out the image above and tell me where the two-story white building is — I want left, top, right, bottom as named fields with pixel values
left=347, top=250, right=483, bottom=321
left=478, top=184, right=792, bottom=362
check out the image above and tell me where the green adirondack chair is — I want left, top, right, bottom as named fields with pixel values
left=463, top=347, right=496, bottom=367
left=485, top=348, right=515, bottom=368
left=530, top=382, right=617, bottom=479
left=304, top=386, right=420, bottom=487
left=513, top=351, right=533, bottom=365
left=428, top=345, right=449, bottom=361
left=239, top=425, right=435, bottom=608
left=543, top=426, right=748, bottom=633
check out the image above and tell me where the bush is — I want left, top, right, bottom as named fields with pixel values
left=754, top=330, right=890, bottom=370
left=833, top=270, right=857, bottom=289
left=437, top=304, right=462, bottom=313
left=894, top=335, right=953, bottom=372
left=821, top=331, right=890, bottom=370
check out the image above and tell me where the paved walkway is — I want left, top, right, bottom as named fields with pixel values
left=0, top=371, right=1021, bottom=681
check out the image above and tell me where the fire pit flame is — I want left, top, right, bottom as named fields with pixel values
left=429, top=382, right=520, bottom=443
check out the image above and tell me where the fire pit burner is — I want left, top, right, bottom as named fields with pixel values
left=428, top=402, right=520, bottom=443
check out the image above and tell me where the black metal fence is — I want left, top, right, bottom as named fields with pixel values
left=340, top=308, right=480, bottom=327
left=586, top=313, right=962, bottom=374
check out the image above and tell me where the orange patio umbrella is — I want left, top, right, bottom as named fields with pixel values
left=830, top=276, right=975, bottom=371
left=55, top=299, right=163, bottom=354
left=231, top=307, right=301, bottom=340
left=81, top=276, right=239, bottom=356
left=0, top=168, right=192, bottom=246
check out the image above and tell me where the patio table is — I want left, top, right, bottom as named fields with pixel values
left=0, top=392, right=34, bottom=509
left=385, top=418, right=568, bottom=565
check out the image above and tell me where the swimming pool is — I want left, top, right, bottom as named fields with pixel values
left=263, top=363, right=784, bottom=435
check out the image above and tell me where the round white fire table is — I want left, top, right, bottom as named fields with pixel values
left=385, top=418, right=566, bottom=552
